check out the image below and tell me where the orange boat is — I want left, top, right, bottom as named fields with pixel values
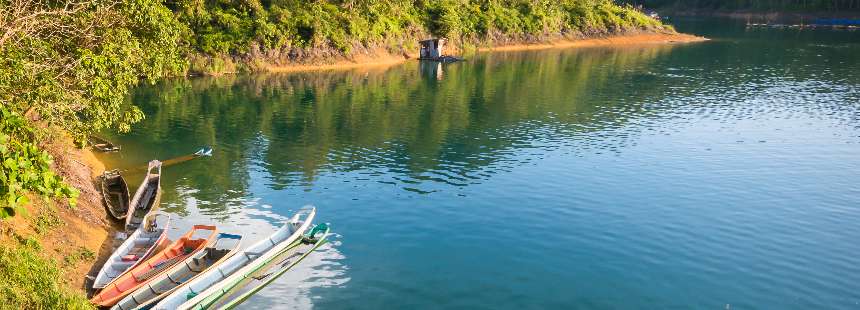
left=91, top=225, right=218, bottom=307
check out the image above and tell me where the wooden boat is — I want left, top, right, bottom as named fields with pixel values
left=126, top=160, right=162, bottom=233
left=101, top=170, right=130, bottom=221
left=93, top=213, right=170, bottom=290
left=90, top=135, right=121, bottom=152
left=152, top=207, right=316, bottom=310
left=92, top=225, right=219, bottom=307
left=208, top=223, right=331, bottom=310
left=112, top=233, right=243, bottom=310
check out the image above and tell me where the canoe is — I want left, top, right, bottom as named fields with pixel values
left=93, top=213, right=170, bottom=290
left=101, top=170, right=130, bottom=221
left=152, top=207, right=316, bottom=310
left=126, top=160, right=162, bottom=233
left=92, top=225, right=219, bottom=307
left=90, top=135, right=121, bottom=152
left=208, top=223, right=331, bottom=310
left=111, top=233, right=243, bottom=310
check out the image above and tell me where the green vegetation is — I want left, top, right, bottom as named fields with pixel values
left=0, top=241, right=94, bottom=309
left=31, top=205, right=64, bottom=235
left=63, top=247, right=96, bottom=267
left=626, top=0, right=860, bottom=10
left=0, top=108, right=78, bottom=219
left=0, top=0, right=187, bottom=141
left=1, top=0, right=186, bottom=219
left=172, top=0, right=664, bottom=58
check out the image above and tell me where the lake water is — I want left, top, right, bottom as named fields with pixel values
left=99, top=19, right=860, bottom=309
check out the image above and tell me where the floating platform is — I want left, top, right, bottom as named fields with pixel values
left=419, top=55, right=463, bottom=63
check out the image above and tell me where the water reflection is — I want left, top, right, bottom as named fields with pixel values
left=239, top=242, right=349, bottom=309
left=109, top=45, right=681, bottom=215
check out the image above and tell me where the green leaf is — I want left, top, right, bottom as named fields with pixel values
left=0, top=207, right=14, bottom=219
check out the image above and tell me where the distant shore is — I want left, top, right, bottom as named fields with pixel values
left=662, top=10, right=860, bottom=22
left=261, top=32, right=707, bottom=73
left=475, top=32, right=707, bottom=52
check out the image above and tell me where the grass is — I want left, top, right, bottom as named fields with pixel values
left=0, top=241, right=94, bottom=309
left=63, top=247, right=96, bottom=267
left=31, top=206, right=63, bottom=235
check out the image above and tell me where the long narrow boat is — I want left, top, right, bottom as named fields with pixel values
left=152, top=207, right=316, bottom=310
left=93, top=213, right=170, bottom=290
left=126, top=160, right=162, bottom=233
left=92, top=225, right=219, bottom=307
left=101, top=170, right=130, bottom=221
left=90, top=135, right=121, bottom=152
left=209, top=223, right=331, bottom=310
left=112, top=233, right=243, bottom=310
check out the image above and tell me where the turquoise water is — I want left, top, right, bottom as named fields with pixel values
left=100, top=19, right=860, bottom=309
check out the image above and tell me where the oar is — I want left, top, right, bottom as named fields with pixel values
left=121, top=146, right=213, bottom=173
left=161, top=146, right=213, bottom=168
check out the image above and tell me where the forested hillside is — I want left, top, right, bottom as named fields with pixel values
left=169, top=0, right=666, bottom=72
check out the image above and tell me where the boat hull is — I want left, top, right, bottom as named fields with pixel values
left=152, top=207, right=315, bottom=310
left=92, top=225, right=218, bottom=307
left=112, top=233, right=243, bottom=310
left=126, top=160, right=162, bottom=233
left=93, top=213, right=170, bottom=290
left=101, top=170, right=130, bottom=221
left=210, top=224, right=331, bottom=309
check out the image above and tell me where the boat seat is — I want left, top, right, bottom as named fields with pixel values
left=114, top=261, right=135, bottom=268
left=187, top=258, right=203, bottom=272
left=134, top=255, right=187, bottom=282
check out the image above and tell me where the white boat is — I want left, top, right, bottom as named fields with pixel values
left=126, top=160, right=162, bottom=233
left=152, top=207, right=316, bottom=310
left=212, top=223, right=331, bottom=309
left=93, top=212, right=170, bottom=290
left=111, top=233, right=243, bottom=310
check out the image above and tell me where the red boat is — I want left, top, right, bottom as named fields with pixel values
left=91, top=225, right=218, bottom=307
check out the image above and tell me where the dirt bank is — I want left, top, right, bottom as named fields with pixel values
left=0, top=129, right=117, bottom=295
left=261, top=32, right=706, bottom=73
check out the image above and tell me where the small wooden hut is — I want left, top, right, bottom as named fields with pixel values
left=419, top=38, right=445, bottom=60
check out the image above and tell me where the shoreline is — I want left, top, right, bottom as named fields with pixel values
left=260, top=32, right=707, bottom=73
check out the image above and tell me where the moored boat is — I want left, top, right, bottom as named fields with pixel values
left=151, top=207, right=316, bottom=310
left=126, top=160, right=162, bottom=233
left=101, top=170, right=130, bottom=221
left=112, top=233, right=243, bottom=310
left=92, top=225, right=219, bottom=307
left=93, top=213, right=170, bottom=290
left=90, top=135, right=121, bottom=152
left=209, top=223, right=331, bottom=309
